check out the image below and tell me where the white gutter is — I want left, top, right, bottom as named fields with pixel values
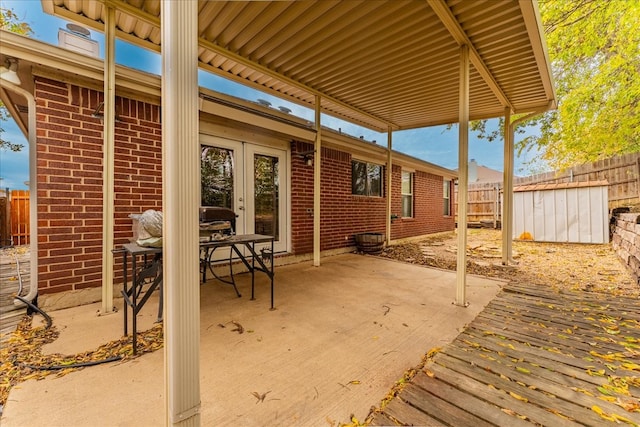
left=518, top=0, right=557, bottom=105
left=0, top=31, right=160, bottom=101
left=0, top=80, right=38, bottom=306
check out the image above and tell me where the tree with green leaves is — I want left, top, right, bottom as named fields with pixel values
left=474, top=0, right=640, bottom=171
left=0, top=6, right=32, bottom=151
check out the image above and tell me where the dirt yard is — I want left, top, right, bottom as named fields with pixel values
left=379, top=228, right=638, bottom=297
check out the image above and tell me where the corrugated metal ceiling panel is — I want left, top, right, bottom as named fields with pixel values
left=43, top=0, right=555, bottom=132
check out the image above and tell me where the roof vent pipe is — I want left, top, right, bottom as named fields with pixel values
left=468, top=159, right=478, bottom=183
left=58, top=24, right=99, bottom=57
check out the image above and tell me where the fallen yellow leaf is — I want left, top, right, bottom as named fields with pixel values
left=509, top=391, right=528, bottom=402
left=591, top=405, right=616, bottom=422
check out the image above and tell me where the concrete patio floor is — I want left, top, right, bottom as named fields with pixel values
left=1, top=253, right=503, bottom=426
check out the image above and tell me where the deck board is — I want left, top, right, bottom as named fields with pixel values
left=400, top=382, right=495, bottom=427
left=473, top=311, right=624, bottom=354
left=373, top=398, right=447, bottom=426
left=411, top=372, right=531, bottom=427
left=371, top=283, right=640, bottom=426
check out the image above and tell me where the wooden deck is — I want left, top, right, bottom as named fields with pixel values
left=0, top=247, right=29, bottom=346
left=370, top=283, right=640, bottom=426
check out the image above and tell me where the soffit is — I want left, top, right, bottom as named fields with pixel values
left=40, top=0, right=555, bottom=132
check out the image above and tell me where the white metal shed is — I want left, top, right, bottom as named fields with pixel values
left=513, top=181, right=609, bottom=244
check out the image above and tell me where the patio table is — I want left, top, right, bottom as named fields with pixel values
left=115, top=234, right=275, bottom=354
left=199, top=233, right=275, bottom=310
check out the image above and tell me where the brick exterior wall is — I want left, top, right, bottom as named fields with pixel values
left=35, top=78, right=453, bottom=294
left=291, top=141, right=455, bottom=254
left=36, top=77, right=162, bottom=294
left=390, top=166, right=455, bottom=240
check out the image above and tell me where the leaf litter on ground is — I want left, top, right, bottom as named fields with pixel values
left=378, top=229, right=637, bottom=297
left=0, top=315, right=163, bottom=410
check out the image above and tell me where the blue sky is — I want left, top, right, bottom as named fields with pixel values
left=0, top=0, right=545, bottom=191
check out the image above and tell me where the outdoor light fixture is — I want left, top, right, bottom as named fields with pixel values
left=0, top=57, right=21, bottom=86
left=298, top=150, right=315, bottom=166
left=90, top=101, right=121, bottom=122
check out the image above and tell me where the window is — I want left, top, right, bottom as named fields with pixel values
left=443, top=179, right=451, bottom=216
left=352, top=160, right=383, bottom=197
left=401, top=171, right=413, bottom=217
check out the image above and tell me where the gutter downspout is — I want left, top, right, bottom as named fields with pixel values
left=502, top=101, right=554, bottom=264
left=0, top=80, right=38, bottom=306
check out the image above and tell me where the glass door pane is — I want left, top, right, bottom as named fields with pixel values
left=245, top=144, right=287, bottom=253
left=253, top=154, right=279, bottom=240
left=200, top=136, right=245, bottom=261
left=201, top=146, right=234, bottom=210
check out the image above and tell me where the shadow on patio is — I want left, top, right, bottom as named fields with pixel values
left=1, top=253, right=502, bottom=426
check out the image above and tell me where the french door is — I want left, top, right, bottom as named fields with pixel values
left=200, top=135, right=288, bottom=253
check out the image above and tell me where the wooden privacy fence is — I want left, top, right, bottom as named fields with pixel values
left=513, top=152, right=640, bottom=209
left=455, top=182, right=502, bottom=224
left=0, top=190, right=30, bottom=247
left=455, top=152, right=640, bottom=225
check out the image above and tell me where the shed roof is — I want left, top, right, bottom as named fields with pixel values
left=513, top=180, right=609, bottom=192
left=39, top=0, right=555, bottom=132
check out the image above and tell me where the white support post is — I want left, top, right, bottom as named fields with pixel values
left=162, top=1, right=201, bottom=426
left=386, top=128, right=392, bottom=245
left=455, top=44, right=470, bottom=307
left=313, top=95, right=322, bottom=266
left=502, top=104, right=552, bottom=263
left=101, top=6, right=116, bottom=315
left=502, top=107, right=513, bottom=265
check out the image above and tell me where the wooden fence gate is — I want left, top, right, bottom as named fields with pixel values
left=0, top=190, right=30, bottom=247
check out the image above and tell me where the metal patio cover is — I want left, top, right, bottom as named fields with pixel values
left=42, top=0, right=555, bottom=131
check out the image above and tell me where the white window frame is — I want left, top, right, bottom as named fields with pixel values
left=401, top=170, right=414, bottom=218
left=351, top=160, right=383, bottom=197
left=443, top=179, right=451, bottom=216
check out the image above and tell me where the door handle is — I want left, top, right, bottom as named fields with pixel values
left=238, top=206, right=244, bottom=210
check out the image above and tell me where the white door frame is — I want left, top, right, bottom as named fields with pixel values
left=200, top=134, right=289, bottom=253
left=245, top=143, right=289, bottom=253
left=200, top=134, right=246, bottom=234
